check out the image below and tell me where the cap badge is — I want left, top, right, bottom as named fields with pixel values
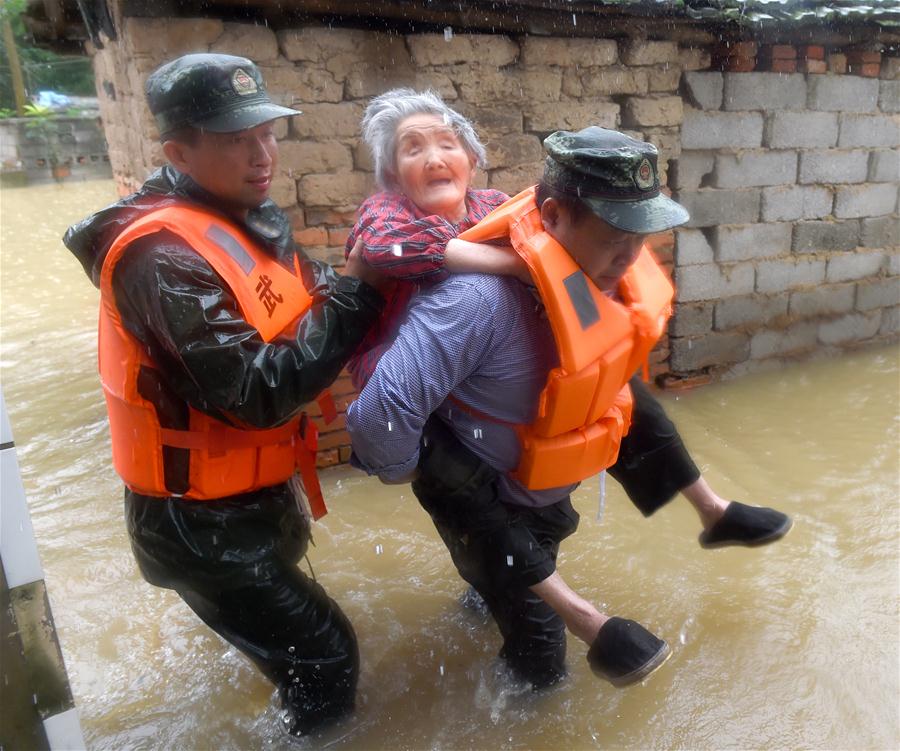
left=635, top=158, right=655, bottom=190
left=232, top=68, right=258, bottom=96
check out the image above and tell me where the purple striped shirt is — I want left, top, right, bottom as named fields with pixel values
left=346, top=272, right=579, bottom=507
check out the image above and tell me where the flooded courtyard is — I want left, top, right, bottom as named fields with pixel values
left=1, top=180, right=898, bottom=750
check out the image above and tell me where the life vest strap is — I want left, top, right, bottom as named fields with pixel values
left=294, top=414, right=327, bottom=519
left=158, top=416, right=328, bottom=518
left=159, top=420, right=298, bottom=452
left=445, top=393, right=520, bottom=429
left=295, top=438, right=327, bottom=520
left=316, top=390, right=338, bottom=426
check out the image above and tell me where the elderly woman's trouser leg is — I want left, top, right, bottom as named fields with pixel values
left=607, top=376, right=702, bottom=516
left=125, top=486, right=359, bottom=736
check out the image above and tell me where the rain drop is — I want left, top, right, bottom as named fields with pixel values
left=473, top=428, right=483, bottom=439
left=391, top=243, right=402, bottom=257
left=288, top=646, right=296, bottom=654
left=387, top=421, right=393, bottom=432
left=443, top=26, right=453, bottom=41
left=572, top=12, right=577, bottom=26
left=375, top=544, right=383, bottom=556
left=439, top=663, right=445, bottom=676
left=288, top=668, right=294, bottom=676
left=506, top=555, right=514, bottom=567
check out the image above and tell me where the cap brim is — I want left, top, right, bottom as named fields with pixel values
left=582, top=193, right=689, bottom=234
left=193, top=102, right=302, bottom=133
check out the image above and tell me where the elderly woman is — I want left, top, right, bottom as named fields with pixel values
left=344, top=88, right=527, bottom=389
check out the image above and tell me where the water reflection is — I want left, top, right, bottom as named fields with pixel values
left=1, top=181, right=898, bottom=749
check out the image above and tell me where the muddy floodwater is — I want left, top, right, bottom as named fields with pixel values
left=2, top=180, right=898, bottom=750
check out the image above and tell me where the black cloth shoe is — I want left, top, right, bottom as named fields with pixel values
left=587, top=617, right=670, bottom=687
left=698, top=501, right=792, bottom=549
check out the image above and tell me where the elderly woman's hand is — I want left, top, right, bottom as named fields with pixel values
left=505, top=249, right=534, bottom=285
left=445, top=238, right=533, bottom=286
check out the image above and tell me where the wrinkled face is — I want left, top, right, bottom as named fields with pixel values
left=393, top=113, right=475, bottom=222
left=543, top=201, right=646, bottom=292
left=175, top=121, right=278, bottom=214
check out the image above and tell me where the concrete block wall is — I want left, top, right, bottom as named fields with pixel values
left=672, top=67, right=899, bottom=378
left=0, top=117, right=112, bottom=184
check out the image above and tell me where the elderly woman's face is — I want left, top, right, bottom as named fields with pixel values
left=394, top=113, right=475, bottom=222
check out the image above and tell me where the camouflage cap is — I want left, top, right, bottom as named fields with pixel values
left=145, top=53, right=300, bottom=138
left=543, top=126, right=689, bottom=234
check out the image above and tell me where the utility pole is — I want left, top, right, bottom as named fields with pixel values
left=2, top=12, right=28, bottom=115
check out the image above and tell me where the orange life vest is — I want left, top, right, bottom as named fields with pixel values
left=98, top=203, right=329, bottom=518
left=459, top=186, right=674, bottom=490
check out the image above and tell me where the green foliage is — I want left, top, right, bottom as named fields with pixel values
left=23, top=103, right=53, bottom=138
left=0, top=0, right=96, bottom=111
left=23, top=102, right=52, bottom=118
left=0, top=0, right=30, bottom=25
left=20, top=102, right=67, bottom=164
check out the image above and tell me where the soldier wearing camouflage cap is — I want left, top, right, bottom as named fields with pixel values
left=64, top=52, right=388, bottom=737
left=541, top=125, right=689, bottom=234
left=533, top=125, right=788, bottom=540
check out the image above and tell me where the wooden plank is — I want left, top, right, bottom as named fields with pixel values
left=29, top=0, right=900, bottom=49
left=42, top=0, right=66, bottom=39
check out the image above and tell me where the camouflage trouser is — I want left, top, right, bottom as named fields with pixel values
left=608, top=376, right=701, bottom=516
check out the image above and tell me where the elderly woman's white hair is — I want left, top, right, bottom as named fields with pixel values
left=362, top=87, right=488, bottom=190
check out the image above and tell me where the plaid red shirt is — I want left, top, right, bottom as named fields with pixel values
left=344, top=188, right=509, bottom=388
